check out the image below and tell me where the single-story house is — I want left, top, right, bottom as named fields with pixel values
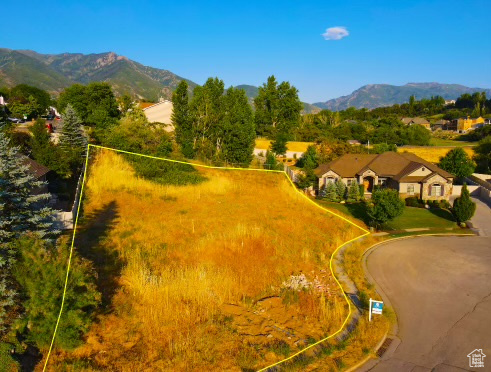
left=433, top=119, right=449, bottom=131
left=401, top=117, right=431, bottom=130
left=347, top=139, right=361, bottom=146
left=315, top=152, right=454, bottom=200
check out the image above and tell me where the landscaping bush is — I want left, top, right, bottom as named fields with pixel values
left=366, top=189, right=405, bottom=228
left=405, top=196, right=421, bottom=208
left=452, top=184, right=476, bottom=223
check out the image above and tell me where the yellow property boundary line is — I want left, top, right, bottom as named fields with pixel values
left=43, top=144, right=370, bottom=371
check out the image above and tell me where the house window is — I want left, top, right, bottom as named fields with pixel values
left=431, top=183, right=442, bottom=197
left=325, top=177, right=335, bottom=184
left=421, top=167, right=425, bottom=172
left=347, top=179, right=354, bottom=186
left=378, top=178, right=387, bottom=187
left=407, top=184, right=414, bottom=195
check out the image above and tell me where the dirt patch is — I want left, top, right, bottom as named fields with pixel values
left=221, top=270, right=343, bottom=349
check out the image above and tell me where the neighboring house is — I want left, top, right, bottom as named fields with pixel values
left=0, top=95, right=5, bottom=106
left=142, top=99, right=174, bottom=132
left=22, top=157, right=51, bottom=194
left=401, top=117, right=431, bottom=130
left=444, top=99, right=456, bottom=106
left=347, top=139, right=361, bottom=146
left=315, top=152, right=454, bottom=200
left=433, top=119, right=449, bottom=131
left=447, top=116, right=485, bottom=133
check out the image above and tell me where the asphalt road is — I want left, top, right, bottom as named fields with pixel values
left=366, top=235, right=491, bottom=371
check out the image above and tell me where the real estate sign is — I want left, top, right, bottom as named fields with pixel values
left=369, top=299, right=384, bottom=321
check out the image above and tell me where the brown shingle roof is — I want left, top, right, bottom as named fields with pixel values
left=315, top=152, right=453, bottom=180
left=314, top=154, right=377, bottom=177
left=22, top=157, right=51, bottom=179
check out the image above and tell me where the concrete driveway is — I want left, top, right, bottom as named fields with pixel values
left=470, top=197, right=491, bottom=237
left=365, top=236, right=491, bottom=371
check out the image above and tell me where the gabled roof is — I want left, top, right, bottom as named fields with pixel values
left=21, top=157, right=51, bottom=179
left=315, top=152, right=453, bottom=180
left=401, top=117, right=430, bottom=125
left=314, top=154, right=377, bottom=177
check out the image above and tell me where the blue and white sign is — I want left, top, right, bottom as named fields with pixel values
left=369, top=299, right=384, bottom=321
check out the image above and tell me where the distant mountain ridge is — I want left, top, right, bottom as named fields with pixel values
left=0, top=48, right=196, bottom=101
left=314, top=82, right=491, bottom=111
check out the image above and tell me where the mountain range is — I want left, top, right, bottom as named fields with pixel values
left=314, top=83, right=491, bottom=111
left=1, top=48, right=490, bottom=111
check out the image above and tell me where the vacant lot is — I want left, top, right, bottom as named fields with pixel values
left=49, top=150, right=363, bottom=371
left=400, top=146, right=474, bottom=163
left=255, top=139, right=313, bottom=152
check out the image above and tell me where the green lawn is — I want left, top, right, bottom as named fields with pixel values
left=316, top=200, right=458, bottom=231
left=429, top=138, right=476, bottom=147
left=385, top=207, right=456, bottom=230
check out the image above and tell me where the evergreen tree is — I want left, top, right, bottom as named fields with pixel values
left=221, top=87, right=255, bottom=166
left=0, top=132, right=58, bottom=335
left=323, top=182, right=338, bottom=201
left=59, top=104, right=87, bottom=156
left=264, top=151, right=280, bottom=170
left=335, top=179, right=346, bottom=201
left=172, top=81, right=194, bottom=158
left=452, top=184, right=476, bottom=223
left=12, top=236, right=100, bottom=350
left=347, top=181, right=360, bottom=202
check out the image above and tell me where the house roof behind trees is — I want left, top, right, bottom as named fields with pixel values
left=314, top=152, right=453, bottom=180
left=21, top=157, right=51, bottom=179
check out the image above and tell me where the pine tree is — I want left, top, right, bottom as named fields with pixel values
left=172, top=81, right=194, bottom=158
left=335, top=179, right=346, bottom=201
left=347, top=181, right=360, bottom=202
left=0, top=132, right=58, bottom=335
left=452, top=184, right=476, bottom=223
left=324, top=182, right=338, bottom=201
left=59, top=104, right=87, bottom=155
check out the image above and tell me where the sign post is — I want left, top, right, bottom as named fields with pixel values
left=369, top=298, right=384, bottom=321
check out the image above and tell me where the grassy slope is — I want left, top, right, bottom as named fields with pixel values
left=50, top=150, right=364, bottom=371
left=429, top=138, right=476, bottom=147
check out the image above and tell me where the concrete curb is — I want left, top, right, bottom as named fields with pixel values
left=348, top=233, right=476, bottom=371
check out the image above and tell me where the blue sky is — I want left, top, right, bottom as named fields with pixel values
left=2, top=0, right=490, bottom=102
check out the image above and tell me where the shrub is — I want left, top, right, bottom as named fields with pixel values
left=405, top=196, right=421, bottom=207
left=366, top=189, right=405, bottom=228
left=12, top=236, right=100, bottom=350
left=452, top=184, right=476, bottom=223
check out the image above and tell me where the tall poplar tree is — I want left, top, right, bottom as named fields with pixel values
left=172, top=81, right=194, bottom=158
left=221, top=87, right=255, bottom=166
left=254, top=75, right=302, bottom=153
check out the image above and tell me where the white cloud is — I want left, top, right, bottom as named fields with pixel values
left=322, top=26, right=349, bottom=41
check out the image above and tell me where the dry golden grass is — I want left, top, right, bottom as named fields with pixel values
left=255, top=139, right=314, bottom=152
left=47, top=150, right=366, bottom=371
left=401, top=146, right=474, bottom=163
